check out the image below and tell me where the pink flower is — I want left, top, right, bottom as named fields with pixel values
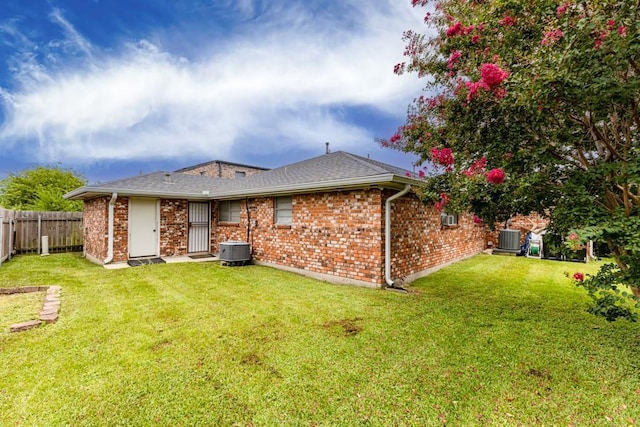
left=473, top=216, right=483, bottom=224
left=446, top=22, right=463, bottom=37
left=462, top=64, right=509, bottom=102
left=435, top=192, right=450, bottom=211
left=595, top=38, right=603, bottom=49
left=394, top=62, right=405, bottom=75
left=494, top=87, right=507, bottom=99
left=447, top=50, right=462, bottom=69
left=463, top=156, right=487, bottom=177
left=499, top=15, right=517, bottom=27
left=618, top=26, right=627, bottom=37
left=541, top=29, right=564, bottom=46
left=487, top=168, right=505, bottom=184
left=418, top=169, right=425, bottom=178
left=573, top=272, right=585, bottom=282
left=607, top=19, right=616, bottom=30
left=480, top=63, right=509, bottom=87
left=556, top=3, right=569, bottom=18
left=465, top=81, right=483, bottom=101
left=431, top=147, right=455, bottom=170
left=471, top=35, right=480, bottom=43
left=568, top=232, right=579, bottom=241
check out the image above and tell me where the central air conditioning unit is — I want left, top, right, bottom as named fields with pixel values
left=219, top=241, right=251, bottom=265
left=498, top=229, right=521, bottom=252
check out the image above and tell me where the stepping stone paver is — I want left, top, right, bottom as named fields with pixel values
left=5, top=285, right=62, bottom=332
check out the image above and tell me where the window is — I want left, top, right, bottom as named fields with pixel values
left=219, top=200, right=241, bottom=222
left=275, top=196, right=292, bottom=225
left=441, top=212, right=459, bottom=226
left=235, top=171, right=246, bottom=178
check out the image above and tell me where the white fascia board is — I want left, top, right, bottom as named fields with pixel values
left=211, top=174, right=420, bottom=200
left=64, top=187, right=212, bottom=200
left=65, top=174, right=421, bottom=201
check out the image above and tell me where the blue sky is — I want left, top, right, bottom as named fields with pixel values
left=0, top=0, right=426, bottom=183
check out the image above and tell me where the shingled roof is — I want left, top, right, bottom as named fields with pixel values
left=65, top=151, right=418, bottom=200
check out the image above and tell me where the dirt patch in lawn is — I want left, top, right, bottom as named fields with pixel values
left=322, top=317, right=363, bottom=337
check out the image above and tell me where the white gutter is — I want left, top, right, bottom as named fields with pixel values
left=104, top=192, right=117, bottom=264
left=385, top=184, right=411, bottom=287
left=64, top=174, right=420, bottom=201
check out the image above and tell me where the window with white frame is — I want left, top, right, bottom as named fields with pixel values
left=440, top=212, right=459, bottom=226
left=275, top=196, right=292, bottom=225
left=219, top=200, right=241, bottom=223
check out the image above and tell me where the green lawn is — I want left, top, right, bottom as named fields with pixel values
left=1, top=253, right=639, bottom=426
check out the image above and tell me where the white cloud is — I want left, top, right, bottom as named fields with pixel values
left=0, top=0, right=426, bottom=165
left=48, top=8, right=94, bottom=58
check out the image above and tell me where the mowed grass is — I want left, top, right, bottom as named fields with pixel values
left=0, top=253, right=639, bottom=426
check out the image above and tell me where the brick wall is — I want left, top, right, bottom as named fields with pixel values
left=389, top=191, right=486, bottom=281
left=213, top=188, right=486, bottom=286
left=214, top=190, right=385, bottom=285
left=83, top=198, right=108, bottom=262
left=181, top=162, right=266, bottom=179
left=86, top=188, right=486, bottom=284
left=82, top=196, right=130, bottom=263
left=159, top=199, right=188, bottom=257
left=112, top=197, right=129, bottom=262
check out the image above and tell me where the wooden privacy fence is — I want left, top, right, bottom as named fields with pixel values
left=0, top=208, right=83, bottom=265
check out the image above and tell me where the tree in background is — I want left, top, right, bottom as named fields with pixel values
left=385, top=0, right=639, bottom=319
left=0, top=166, right=85, bottom=212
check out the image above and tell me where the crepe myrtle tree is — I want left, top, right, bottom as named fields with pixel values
left=384, top=0, right=640, bottom=319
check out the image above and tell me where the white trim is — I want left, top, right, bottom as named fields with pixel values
left=104, top=193, right=117, bottom=264
left=65, top=174, right=420, bottom=201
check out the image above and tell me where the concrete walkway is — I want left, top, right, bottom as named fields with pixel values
left=104, top=254, right=218, bottom=270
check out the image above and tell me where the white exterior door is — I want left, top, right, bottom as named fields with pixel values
left=188, top=202, right=210, bottom=253
left=129, top=198, right=158, bottom=258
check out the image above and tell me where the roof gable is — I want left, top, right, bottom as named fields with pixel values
left=218, top=151, right=411, bottom=192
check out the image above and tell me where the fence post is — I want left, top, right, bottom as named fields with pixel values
left=8, top=218, right=13, bottom=261
left=0, top=215, right=4, bottom=267
left=38, top=214, right=42, bottom=255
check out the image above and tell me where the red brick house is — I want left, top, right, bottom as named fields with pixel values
left=65, top=152, right=486, bottom=287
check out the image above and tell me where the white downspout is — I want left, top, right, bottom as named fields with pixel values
left=385, top=184, right=411, bottom=287
left=104, top=192, right=117, bottom=264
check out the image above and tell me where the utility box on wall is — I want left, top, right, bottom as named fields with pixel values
left=219, top=241, right=251, bottom=265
